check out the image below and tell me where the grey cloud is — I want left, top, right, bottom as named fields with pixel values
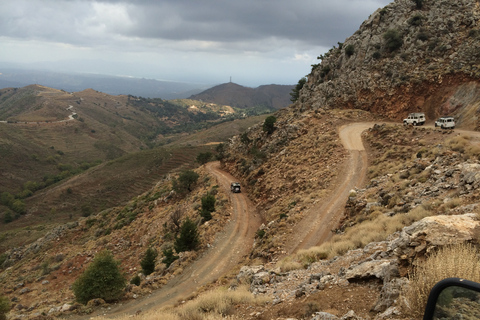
left=1, top=0, right=391, bottom=49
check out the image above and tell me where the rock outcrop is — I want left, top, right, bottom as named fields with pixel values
left=296, top=0, right=480, bottom=129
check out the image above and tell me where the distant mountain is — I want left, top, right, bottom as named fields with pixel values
left=189, top=82, right=294, bottom=110
left=0, top=67, right=209, bottom=99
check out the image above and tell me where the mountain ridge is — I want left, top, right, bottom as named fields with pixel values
left=189, top=82, right=293, bottom=110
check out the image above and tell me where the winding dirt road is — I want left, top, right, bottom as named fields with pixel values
left=72, top=162, right=261, bottom=319
left=68, top=122, right=374, bottom=319
left=287, top=122, right=374, bottom=253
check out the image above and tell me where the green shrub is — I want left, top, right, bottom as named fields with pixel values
left=409, top=14, right=423, bottom=26
left=174, top=217, right=200, bottom=253
left=240, top=132, right=251, bottom=145
left=384, top=29, right=403, bottom=52
left=173, top=170, right=199, bottom=193
left=413, top=0, right=423, bottom=9
left=0, top=294, right=10, bottom=320
left=162, top=247, right=179, bottom=268
left=290, top=77, right=306, bottom=102
left=256, top=229, right=266, bottom=239
left=200, top=194, right=215, bottom=222
left=345, top=44, right=355, bottom=57
left=196, top=152, right=213, bottom=165
left=72, top=250, right=127, bottom=304
left=130, top=275, right=141, bottom=286
left=140, top=247, right=157, bottom=275
left=262, top=116, right=277, bottom=134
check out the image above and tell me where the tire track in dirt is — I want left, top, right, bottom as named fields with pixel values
left=71, top=162, right=261, bottom=319
left=287, top=122, right=374, bottom=253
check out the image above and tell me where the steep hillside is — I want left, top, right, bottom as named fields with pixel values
left=189, top=82, right=293, bottom=111
left=296, top=0, right=480, bottom=129
left=0, top=85, right=267, bottom=249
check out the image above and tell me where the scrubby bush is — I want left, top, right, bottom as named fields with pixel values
left=345, top=44, right=355, bottom=57
left=162, top=247, right=179, bottom=268
left=72, top=250, right=127, bottom=304
left=0, top=294, right=10, bottom=320
left=130, top=275, right=141, bottom=286
left=140, top=247, right=157, bottom=275
left=413, top=0, right=424, bottom=9
left=409, top=14, right=424, bottom=26
left=384, top=29, right=403, bottom=52
left=196, top=152, right=213, bottom=165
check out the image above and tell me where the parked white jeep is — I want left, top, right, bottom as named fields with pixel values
left=435, top=116, right=455, bottom=129
left=403, top=112, right=426, bottom=126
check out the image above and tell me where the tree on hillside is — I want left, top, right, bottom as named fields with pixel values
left=290, top=77, right=306, bottom=102
left=215, top=143, right=226, bottom=160
left=196, top=152, right=213, bottom=164
left=174, top=217, right=200, bottom=252
left=72, top=250, right=127, bottom=304
left=140, top=247, right=157, bottom=275
left=263, top=116, right=277, bottom=135
left=173, top=170, right=199, bottom=193
left=200, top=193, right=216, bottom=221
left=162, top=247, right=179, bottom=268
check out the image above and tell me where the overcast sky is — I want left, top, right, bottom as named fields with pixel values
left=0, top=0, right=391, bottom=87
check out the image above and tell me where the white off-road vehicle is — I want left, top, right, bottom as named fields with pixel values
left=403, top=112, right=426, bottom=126
left=435, top=116, right=455, bottom=129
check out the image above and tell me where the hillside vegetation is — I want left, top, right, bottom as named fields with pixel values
left=0, top=84, right=269, bottom=249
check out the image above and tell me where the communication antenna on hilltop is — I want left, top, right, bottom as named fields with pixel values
left=230, top=76, right=232, bottom=83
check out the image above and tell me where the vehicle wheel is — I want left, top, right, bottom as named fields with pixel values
left=413, top=122, right=417, bottom=126
left=403, top=121, right=407, bottom=126
left=435, top=123, right=438, bottom=127
left=441, top=125, right=445, bottom=129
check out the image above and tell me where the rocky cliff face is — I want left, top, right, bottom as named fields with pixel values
left=297, top=0, right=480, bottom=129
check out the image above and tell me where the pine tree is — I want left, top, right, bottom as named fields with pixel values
left=200, top=193, right=215, bottom=221
left=140, top=247, right=157, bottom=275
left=174, top=217, right=200, bottom=252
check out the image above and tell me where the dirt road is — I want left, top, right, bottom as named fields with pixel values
left=68, top=122, right=374, bottom=319
left=72, top=162, right=261, bottom=319
left=287, top=122, right=374, bottom=253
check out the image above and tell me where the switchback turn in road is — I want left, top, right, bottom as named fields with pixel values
left=287, top=122, right=374, bottom=253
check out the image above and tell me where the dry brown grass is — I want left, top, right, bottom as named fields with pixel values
left=92, top=286, right=268, bottom=320
left=446, top=135, right=480, bottom=160
left=402, top=243, right=480, bottom=318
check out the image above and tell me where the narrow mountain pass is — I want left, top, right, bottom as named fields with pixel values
left=73, top=162, right=261, bottom=319
left=287, top=122, right=375, bottom=253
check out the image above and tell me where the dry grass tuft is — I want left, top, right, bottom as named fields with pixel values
left=93, top=286, right=268, bottom=320
left=402, top=243, right=480, bottom=318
